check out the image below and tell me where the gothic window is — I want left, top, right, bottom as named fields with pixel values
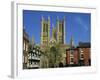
left=46, top=23, right=48, bottom=32
left=59, top=23, right=61, bottom=32
left=59, top=36, right=62, bottom=44
left=59, top=23, right=63, bottom=32
left=43, top=23, right=48, bottom=36
left=43, top=24, right=45, bottom=32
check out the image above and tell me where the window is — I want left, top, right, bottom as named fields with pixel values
left=81, top=54, right=84, bottom=58
left=70, top=57, right=74, bottom=64
left=71, top=58, right=74, bottom=62
left=34, top=62, right=36, bottom=64
left=59, top=22, right=63, bottom=32
left=80, top=54, right=84, bottom=60
left=71, top=50, right=74, bottom=54
left=70, top=50, right=74, bottom=57
left=43, top=24, right=45, bottom=32
left=80, top=48, right=84, bottom=60
left=43, top=23, right=48, bottom=32
left=46, top=23, right=48, bottom=32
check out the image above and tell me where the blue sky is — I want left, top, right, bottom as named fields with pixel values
left=23, top=10, right=91, bottom=46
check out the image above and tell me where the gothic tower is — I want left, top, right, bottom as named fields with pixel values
left=41, top=16, right=50, bottom=45
left=57, top=16, right=65, bottom=44
left=52, top=26, right=57, bottom=41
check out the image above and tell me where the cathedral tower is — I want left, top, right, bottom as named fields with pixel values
left=41, top=16, right=50, bottom=45
left=57, top=16, right=65, bottom=44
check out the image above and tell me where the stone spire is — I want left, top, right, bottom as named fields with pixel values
left=48, top=16, right=50, bottom=21
left=31, top=35, right=35, bottom=48
left=41, top=15, right=44, bottom=21
left=70, top=35, right=74, bottom=48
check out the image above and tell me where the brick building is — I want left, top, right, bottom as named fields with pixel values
left=78, top=42, right=91, bottom=66
left=66, top=48, right=79, bottom=66
left=66, top=42, right=91, bottom=67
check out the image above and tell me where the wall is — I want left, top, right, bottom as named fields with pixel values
left=0, top=0, right=99, bottom=80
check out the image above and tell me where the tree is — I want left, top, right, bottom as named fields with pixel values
left=49, top=43, right=64, bottom=67
left=40, top=45, right=50, bottom=68
left=40, top=42, right=65, bottom=68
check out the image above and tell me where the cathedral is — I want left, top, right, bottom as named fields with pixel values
left=40, top=16, right=69, bottom=67
left=41, top=16, right=66, bottom=46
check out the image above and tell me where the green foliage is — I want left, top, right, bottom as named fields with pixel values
left=41, top=43, right=64, bottom=68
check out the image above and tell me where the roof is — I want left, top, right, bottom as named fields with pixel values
left=78, top=42, right=91, bottom=48
left=66, top=42, right=91, bottom=51
left=66, top=47, right=78, bottom=51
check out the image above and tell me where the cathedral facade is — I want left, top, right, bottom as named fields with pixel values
left=40, top=16, right=68, bottom=67
left=41, top=16, right=66, bottom=46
